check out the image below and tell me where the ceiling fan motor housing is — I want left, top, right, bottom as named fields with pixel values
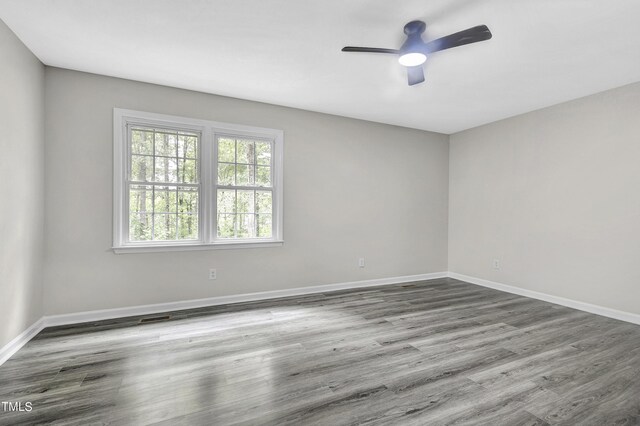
left=400, top=20, right=427, bottom=55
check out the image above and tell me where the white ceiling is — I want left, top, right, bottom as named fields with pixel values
left=1, top=0, right=640, bottom=134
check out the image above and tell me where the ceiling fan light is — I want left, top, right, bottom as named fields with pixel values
left=398, top=52, right=427, bottom=67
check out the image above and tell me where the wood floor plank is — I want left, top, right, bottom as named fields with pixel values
left=1, top=277, right=640, bottom=425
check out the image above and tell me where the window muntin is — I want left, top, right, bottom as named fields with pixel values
left=113, top=109, right=283, bottom=252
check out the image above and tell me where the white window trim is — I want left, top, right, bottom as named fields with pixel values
left=113, top=108, right=284, bottom=254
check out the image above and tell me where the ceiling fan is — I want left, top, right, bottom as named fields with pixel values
left=342, top=20, right=492, bottom=86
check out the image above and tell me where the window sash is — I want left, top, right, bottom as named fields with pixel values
left=125, top=124, right=203, bottom=244
left=212, top=134, right=275, bottom=241
left=127, top=184, right=200, bottom=242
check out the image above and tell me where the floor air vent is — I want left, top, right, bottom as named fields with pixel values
left=139, top=315, right=172, bottom=324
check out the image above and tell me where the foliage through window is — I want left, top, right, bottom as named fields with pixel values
left=216, top=136, right=273, bottom=239
left=129, top=127, right=200, bottom=242
left=113, top=109, right=283, bottom=252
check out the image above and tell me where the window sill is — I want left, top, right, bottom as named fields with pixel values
left=113, top=240, right=284, bottom=254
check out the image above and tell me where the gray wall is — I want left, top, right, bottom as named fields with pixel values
left=449, top=82, right=640, bottom=314
left=0, top=20, right=44, bottom=348
left=43, top=68, right=449, bottom=315
left=16, top=45, right=638, bottom=323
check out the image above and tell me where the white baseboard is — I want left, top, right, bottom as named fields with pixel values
left=43, top=272, right=448, bottom=327
left=0, top=272, right=445, bottom=366
left=0, top=318, right=46, bottom=366
left=448, top=272, right=640, bottom=325
left=5, top=270, right=640, bottom=367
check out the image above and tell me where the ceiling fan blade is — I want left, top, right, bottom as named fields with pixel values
left=423, top=25, right=492, bottom=54
left=342, top=46, right=400, bottom=54
left=407, top=66, right=425, bottom=86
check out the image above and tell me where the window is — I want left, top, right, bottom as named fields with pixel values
left=113, top=109, right=283, bottom=253
left=128, top=126, right=200, bottom=243
left=216, top=136, right=274, bottom=239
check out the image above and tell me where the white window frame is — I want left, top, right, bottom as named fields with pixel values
left=113, top=108, right=284, bottom=253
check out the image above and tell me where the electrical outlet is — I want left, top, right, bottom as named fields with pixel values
left=358, top=258, right=365, bottom=268
left=493, top=259, right=500, bottom=270
left=209, top=269, right=217, bottom=280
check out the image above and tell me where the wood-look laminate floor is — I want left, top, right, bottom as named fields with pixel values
left=1, top=278, right=640, bottom=425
